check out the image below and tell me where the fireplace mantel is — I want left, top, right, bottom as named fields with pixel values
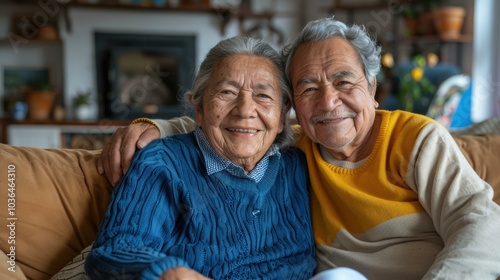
left=61, top=2, right=233, bottom=35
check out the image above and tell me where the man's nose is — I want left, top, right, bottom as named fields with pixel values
left=317, top=85, right=340, bottom=111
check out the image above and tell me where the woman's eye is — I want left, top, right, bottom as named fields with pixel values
left=221, top=90, right=234, bottom=95
left=257, top=93, right=272, bottom=99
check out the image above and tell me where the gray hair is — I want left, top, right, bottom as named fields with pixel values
left=282, top=16, right=381, bottom=91
left=186, top=36, right=294, bottom=148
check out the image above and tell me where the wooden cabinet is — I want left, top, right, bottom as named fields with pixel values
left=0, top=119, right=127, bottom=149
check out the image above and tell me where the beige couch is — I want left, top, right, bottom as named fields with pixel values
left=1, top=128, right=500, bottom=279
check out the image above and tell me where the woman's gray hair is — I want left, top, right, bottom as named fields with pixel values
left=186, top=36, right=294, bottom=148
left=282, top=16, right=381, bottom=91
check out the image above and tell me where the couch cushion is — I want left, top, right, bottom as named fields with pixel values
left=453, top=134, right=500, bottom=204
left=0, top=144, right=112, bottom=280
left=0, top=250, right=27, bottom=280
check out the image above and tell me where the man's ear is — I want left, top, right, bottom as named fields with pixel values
left=371, top=77, right=379, bottom=108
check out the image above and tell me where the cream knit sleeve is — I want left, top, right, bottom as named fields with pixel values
left=406, top=122, right=500, bottom=279
left=151, top=116, right=197, bottom=137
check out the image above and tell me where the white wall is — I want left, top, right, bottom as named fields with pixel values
left=471, top=0, right=500, bottom=122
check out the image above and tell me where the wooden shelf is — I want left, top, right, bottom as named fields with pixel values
left=1, top=118, right=128, bottom=126
left=0, top=38, right=62, bottom=45
left=1, top=0, right=233, bottom=34
left=402, top=34, right=473, bottom=44
left=66, top=2, right=227, bottom=13
left=329, top=3, right=389, bottom=12
left=63, top=2, right=232, bottom=34
left=0, top=118, right=129, bottom=148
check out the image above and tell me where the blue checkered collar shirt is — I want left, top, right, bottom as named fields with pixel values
left=194, top=127, right=281, bottom=183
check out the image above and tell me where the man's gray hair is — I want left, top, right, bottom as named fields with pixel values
left=282, top=16, right=381, bottom=91
left=186, top=36, right=294, bottom=148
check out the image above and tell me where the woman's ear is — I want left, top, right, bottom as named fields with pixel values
left=279, top=103, right=292, bottom=133
left=188, top=92, right=203, bottom=126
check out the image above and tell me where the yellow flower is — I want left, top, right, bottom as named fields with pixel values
left=411, top=67, right=424, bottom=82
left=381, top=52, right=394, bottom=68
left=427, top=52, right=439, bottom=67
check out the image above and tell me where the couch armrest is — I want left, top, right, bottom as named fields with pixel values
left=0, top=144, right=112, bottom=279
left=453, top=134, right=500, bottom=204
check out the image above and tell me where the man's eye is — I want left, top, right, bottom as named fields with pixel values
left=304, top=87, right=317, bottom=93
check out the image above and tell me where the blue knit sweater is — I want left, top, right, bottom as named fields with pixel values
left=85, top=133, right=315, bottom=279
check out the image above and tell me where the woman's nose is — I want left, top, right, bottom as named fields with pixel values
left=233, top=92, right=257, bottom=118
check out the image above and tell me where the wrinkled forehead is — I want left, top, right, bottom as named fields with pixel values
left=290, top=38, right=363, bottom=78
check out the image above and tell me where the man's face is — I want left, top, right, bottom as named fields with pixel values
left=290, top=36, right=378, bottom=160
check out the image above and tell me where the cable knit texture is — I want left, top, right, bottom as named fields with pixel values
left=85, top=132, right=315, bottom=279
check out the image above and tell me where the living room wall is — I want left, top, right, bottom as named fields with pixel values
left=0, top=0, right=301, bottom=120
left=62, top=8, right=239, bottom=120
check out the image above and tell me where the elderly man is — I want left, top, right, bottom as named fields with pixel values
left=98, top=17, right=500, bottom=279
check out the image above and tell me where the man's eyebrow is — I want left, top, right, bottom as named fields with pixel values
left=295, top=77, right=318, bottom=88
left=329, top=70, right=356, bottom=80
left=295, top=70, right=356, bottom=88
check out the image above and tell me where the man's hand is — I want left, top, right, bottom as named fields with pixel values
left=98, top=122, right=160, bottom=186
left=159, top=267, right=212, bottom=280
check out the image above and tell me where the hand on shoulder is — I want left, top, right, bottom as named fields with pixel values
left=97, top=121, right=160, bottom=186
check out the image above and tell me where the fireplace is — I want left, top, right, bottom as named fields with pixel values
left=95, top=32, right=196, bottom=120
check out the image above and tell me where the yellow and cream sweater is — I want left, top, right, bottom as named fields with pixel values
left=295, top=110, right=500, bottom=279
left=153, top=110, right=500, bottom=279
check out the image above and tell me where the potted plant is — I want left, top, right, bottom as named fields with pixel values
left=25, top=84, right=56, bottom=120
left=72, top=90, right=94, bottom=121
left=417, top=0, right=441, bottom=35
left=433, top=3, right=466, bottom=38
left=398, top=3, right=419, bottom=37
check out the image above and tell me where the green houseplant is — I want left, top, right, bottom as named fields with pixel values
left=72, top=90, right=92, bottom=107
left=72, top=90, right=94, bottom=120
left=396, top=54, right=436, bottom=113
left=381, top=53, right=437, bottom=113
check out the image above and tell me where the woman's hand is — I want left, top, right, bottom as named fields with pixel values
left=159, top=267, right=212, bottom=280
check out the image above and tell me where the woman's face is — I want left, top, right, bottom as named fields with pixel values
left=196, top=54, right=284, bottom=172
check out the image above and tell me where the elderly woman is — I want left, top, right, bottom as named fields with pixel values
left=84, top=36, right=315, bottom=279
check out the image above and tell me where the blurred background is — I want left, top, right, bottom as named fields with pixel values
left=0, top=0, right=498, bottom=148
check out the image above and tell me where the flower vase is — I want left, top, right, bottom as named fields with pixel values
left=75, top=105, right=93, bottom=121
left=433, top=7, right=466, bottom=39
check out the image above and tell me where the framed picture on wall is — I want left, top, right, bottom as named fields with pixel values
left=3, top=67, right=50, bottom=115
left=3, top=67, right=50, bottom=94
